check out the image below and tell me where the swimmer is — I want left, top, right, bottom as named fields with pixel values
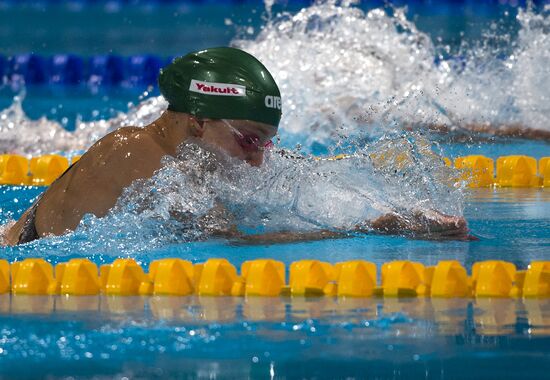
left=3, top=47, right=469, bottom=246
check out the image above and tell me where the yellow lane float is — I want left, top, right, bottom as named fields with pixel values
left=0, top=154, right=548, bottom=187
left=454, top=155, right=495, bottom=188
left=496, top=155, right=540, bottom=187
left=29, top=154, right=69, bottom=186
left=0, top=154, right=550, bottom=188
left=2, top=258, right=549, bottom=298
left=540, top=157, right=550, bottom=187
left=0, top=154, right=29, bottom=185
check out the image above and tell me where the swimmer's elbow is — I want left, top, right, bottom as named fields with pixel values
left=1, top=220, right=20, bottom=246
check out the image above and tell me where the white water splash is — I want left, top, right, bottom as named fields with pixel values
left=509, top=8, right=550, bottom=131
left=235, top=1, right=550, bottom=144
left=7, top=134, right=461, bottom=258
left=1, top=2, right=550, bottom=156
left=235, top=2, right=442, bottom=146
left=0, top=95, right=167, bottom=156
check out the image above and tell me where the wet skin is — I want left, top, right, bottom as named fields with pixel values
left=3, top=111, right=276, bottom=245
left=4, top=110, right=470, bottom=245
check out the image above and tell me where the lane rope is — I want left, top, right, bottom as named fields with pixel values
left=0, top=153, right=548, bottom=187
left=1, top=257, right=549, bottom=298
left=1, top=54, right=167, bottom=87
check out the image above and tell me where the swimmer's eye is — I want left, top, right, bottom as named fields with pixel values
left=243, top=135, right=258, bottom=146
left=223, top=119, right=273, bottom=152
left=263, top=140, right=274, bottom=150
left=234, top=133, right=264, bottom=152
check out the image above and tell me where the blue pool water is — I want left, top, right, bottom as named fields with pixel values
left=0, top=174, right=549, bottom=379
left=1, top=0, right=550, bottom=378
left=1, top=296, right=550, bottom=379
left=1, top=176, right=549, bottom=268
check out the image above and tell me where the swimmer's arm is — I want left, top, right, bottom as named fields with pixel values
left=196, top=201, right=347, bottom=244
left=362, top=211, right=472, bottom=239
left=3, top=208, right=34, bottom=246
left=226, top=211, right=471, bottom=245
left=228, top=229, right=347, bottom=246
left=203, top=206, right=348, bottom=245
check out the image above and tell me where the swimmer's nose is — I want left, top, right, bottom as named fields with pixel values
left=245, top=153, right=263, bottom=167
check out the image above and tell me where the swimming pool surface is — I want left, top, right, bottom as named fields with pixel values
left=0, top=177, right=549, bottom=379
left=1, top=177, right=549, bottom=268
left=1, top=1, right=550, bottom=378
left=1, top=295, right=549, bottom=379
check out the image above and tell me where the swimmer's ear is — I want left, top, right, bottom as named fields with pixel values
left=189, top=116, right=206, bottom=137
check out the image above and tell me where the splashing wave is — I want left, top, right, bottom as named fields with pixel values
left=0, top=95, right=167, bottom=156
left=1, top=2, right=550, bottom=156
left=235, top=2, right=550, bottom=144
left=4, top=135, right=462, bottom=259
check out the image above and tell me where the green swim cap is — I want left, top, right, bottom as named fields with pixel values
left=159, top=47, right=282, bottom=128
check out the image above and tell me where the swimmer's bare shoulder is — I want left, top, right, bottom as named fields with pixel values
left=4, top=124, right=178, bottom=244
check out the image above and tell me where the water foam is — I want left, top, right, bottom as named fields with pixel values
left=4, top=135, right=462, bottom=259
left=235, top=1, right=550, bottom=143
left=0, top=2, right=550, bottom=156
left=10, top=1, right=550, bottom=257
left=235, top=1, right=443, bottom=146
left=510, top=8, right=550, bottom=132
left=0, top=94, right=167, bottom=156
left=1, top=2, right=550, bottom=157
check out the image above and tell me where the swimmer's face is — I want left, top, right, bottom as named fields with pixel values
left=199, top=119, right=277, bottom=166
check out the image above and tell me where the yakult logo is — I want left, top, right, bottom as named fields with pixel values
left=189, top=79, right=246, bottom=97
left=265, top=95, right=282, bottom=110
